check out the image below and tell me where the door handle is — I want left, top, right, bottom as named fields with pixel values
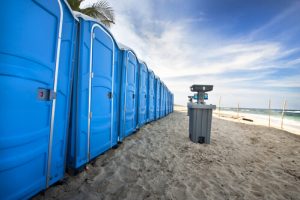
left=107, top=92, right=112, bottom=99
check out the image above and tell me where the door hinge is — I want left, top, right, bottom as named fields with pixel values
left=89, top=112, right=92, bottom=119
left=92, top=33, right=95, bottom=39
left=90, top=72, right=94, bottom=78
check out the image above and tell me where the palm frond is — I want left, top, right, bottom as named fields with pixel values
left=67, top=0, right=82, bottom=11
left=68, top=0, right=115, bottom=28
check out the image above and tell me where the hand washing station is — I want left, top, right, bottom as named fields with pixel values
left=187, top=85, right=216, bottom=144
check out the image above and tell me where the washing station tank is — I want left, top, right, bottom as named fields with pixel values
left=187, top=85, right=216, bottom=144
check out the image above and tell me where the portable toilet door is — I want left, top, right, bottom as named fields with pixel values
left=163, top=85, right=166, bottom=116
left=153, top=76, right=157, bottom=120
left=166, top=89, right=168, bottom=115
left=169, top=91, right=171, bottom=114
left=67, top=14, right=117, bottom=170
left=119, top=49, right=139, bottom=141
left=137, top=61, right=148, bottom=127
left=169, top=92, right=171, bottom=113
left=166, top=88, right=168, bottom=115
left=0, top=1, right=77, bottom=199
left=171, top=93, right=173, bottom=113
left=163, top=84, right=166, bottom=117
left=166, top=90, right=169, bottom=115
left=160, top=83, right=164, bottom=118
left=155, top=78, right=161, bottom=119
left=147, top=70, right=155, bottom=122
left=167, top=90, right=170, bottom=114
left=170, top=92, right=172, bottom=113
left=171, top=93, right=173, bottom=112
left=170, top=93, right=172, bottom=112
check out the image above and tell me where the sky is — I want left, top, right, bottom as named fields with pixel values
left=83, top=0, right=300, bottom=109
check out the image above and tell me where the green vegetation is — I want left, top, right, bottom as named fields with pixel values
left=67, top=0, right=115, bottom=27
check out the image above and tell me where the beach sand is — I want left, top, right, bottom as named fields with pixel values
left=35, top=105, right=300, bottom=200
left=213, top=109, right=300, bottom=135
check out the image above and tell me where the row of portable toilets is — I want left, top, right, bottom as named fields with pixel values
left=0, top=1, right=174, bottom=199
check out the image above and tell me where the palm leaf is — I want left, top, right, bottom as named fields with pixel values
left=67, top=0, right=82, bottom=11
left=67, top=0, right=115, bottom=28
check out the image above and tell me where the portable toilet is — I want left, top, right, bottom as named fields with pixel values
left=118, top=45, right=139, bottom=141
left=166, top=89, right=169, bottom=115
left=67, top=13, right=119, bottom=170
left=160, top=82, right=165, bottom=118
left=165, top=87, right=169, bottom=115
left=170, top=92, right=172, bottom=113
left=163, top=84, right=166, bottom=116
left=168, top=90, right=171, bottom=114
left=171, top=93, right=173, bottom=112
left=0, top=1, right=77, bottom=199
left=164, top=85, right=168, bottom=116
left=147, top=70, right=155, bottom=122
left=137, top=60, right=148, bottom=127
left=168, top=90, right=170, bottom=114
left=155, top=77, right=161, bottom=119
left=164, top=85, right=167, bottom=116
left=153, top=75, right=157, bottom=120
left=170, top=93, right=172, bottom=113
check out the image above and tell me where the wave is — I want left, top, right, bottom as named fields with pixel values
left=286, top=110, right=300, bottom=114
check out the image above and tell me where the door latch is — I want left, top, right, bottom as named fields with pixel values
left=37, top=88, right=56, bottom=101
left=107, top=92, right=113, bottom=99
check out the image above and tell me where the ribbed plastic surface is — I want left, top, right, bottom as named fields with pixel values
left=188, top=104, right=216, bottom=144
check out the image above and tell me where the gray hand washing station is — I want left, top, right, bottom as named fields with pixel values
left=188, top=85, right=216, bottom=144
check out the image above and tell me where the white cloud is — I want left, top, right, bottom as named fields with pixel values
left=82, top=0, right=300, bottom=109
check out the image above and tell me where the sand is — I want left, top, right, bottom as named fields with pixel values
left=213, top=110, right=300, bottom=135
left=35, top=105, right=300, bottom=200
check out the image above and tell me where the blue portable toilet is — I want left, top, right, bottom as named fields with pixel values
left=170, top=92, right=172, bottom=113
left=167, top=89, right=170, bottom=114
left=118, top=44, right=139, bottom=141
left=164, top=85, right=167, bottom=116
left=169, top=93, right=171, bottom=113
left=137, top=60, right=148, bottom=127
left=164, top=85, right=168, bottom=116
left=155, top=77, right=161, bottom=119
left=166, top=89, right=169, bottom=115
left=67, top=13, right=119, bottom=170
left=171, top=93, right=174, bottom=112
left=166, top=88, right=169, bottom=115
left=160, top=82, right=165, bottom=118
left=169, top=91, right=172, bottom=113
left=0, top=1, right=77, bottom=199
left=168, top=90, right=170, bottom=114
left=171, top=93, right=173, bottom=112
left=166, top=88, right=168, bottom=115
left=147, top=70, right=155, bottom=122
left=153, top=75, right=157, bottom=120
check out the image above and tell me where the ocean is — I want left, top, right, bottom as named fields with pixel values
left=217, top=107, right=300, bottom=134
left=220, top=107, right=300, bottom=122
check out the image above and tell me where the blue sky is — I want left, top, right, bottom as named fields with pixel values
left=84, top=0, right=300, bottom=109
